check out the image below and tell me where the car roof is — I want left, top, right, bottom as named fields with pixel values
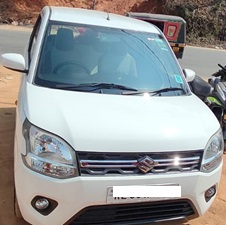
left=42, top=6, right=160, bottom=34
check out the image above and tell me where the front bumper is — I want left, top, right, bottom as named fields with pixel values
left=14, top=147, right=223, bottom=225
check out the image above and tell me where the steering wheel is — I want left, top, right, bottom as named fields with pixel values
left=53, top=60, right=90, bottom=74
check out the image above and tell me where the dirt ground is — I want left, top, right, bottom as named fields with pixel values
left=0, top=28, right=226, bottom=225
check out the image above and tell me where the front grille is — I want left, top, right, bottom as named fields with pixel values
left=77, top=151, right=203, bottom=176
left=69, top=199, right=195, bottom=225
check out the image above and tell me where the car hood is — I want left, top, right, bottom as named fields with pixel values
left=23, top=83, right=220, bottom=152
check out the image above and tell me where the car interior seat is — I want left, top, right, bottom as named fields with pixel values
left=97, top=41, right=137, bottom=80
left=74, top=29, right=102, bottom=74
left=40, top=28, right=77, bottom=75
left=50, top=27, right=77, bottom=73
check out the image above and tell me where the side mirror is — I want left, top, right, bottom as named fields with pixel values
left=1, top=53, right=27, bottom=73
left=183, top=68, right=196, bottom=82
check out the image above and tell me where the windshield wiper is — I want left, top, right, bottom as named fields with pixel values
left=122, top=87, right=186, bottom=95
left=55, top=83, right=138, bottom=92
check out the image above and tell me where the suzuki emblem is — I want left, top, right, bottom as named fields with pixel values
left=137, top=156, right=158, bottom=173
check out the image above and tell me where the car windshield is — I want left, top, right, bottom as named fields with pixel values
left=34, top=21, right=189, bottom=96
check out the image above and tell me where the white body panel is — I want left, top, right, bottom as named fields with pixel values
left=24, top=83, right=219, bottom=152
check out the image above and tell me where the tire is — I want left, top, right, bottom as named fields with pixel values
left=223, top=139, right=226, bottom=153
left=14, top=189, right=23, bottom=219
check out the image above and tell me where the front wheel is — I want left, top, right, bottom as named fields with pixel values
left=14, top=189, right=22, bottom=219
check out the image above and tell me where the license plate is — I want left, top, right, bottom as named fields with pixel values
left=106, top=186, right=180, bottom=204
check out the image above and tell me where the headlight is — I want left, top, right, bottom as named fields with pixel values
left=201, top=129, right=224, bottom=172
left=22, top=119, right=78, bottom=178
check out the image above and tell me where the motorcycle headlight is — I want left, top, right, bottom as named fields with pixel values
left=201, top=129, right=224, bottom=172
left=22, top=119, right=78, bottom=178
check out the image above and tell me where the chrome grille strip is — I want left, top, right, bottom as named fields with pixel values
left=78, top=151, right=202, bottom=175
left=80, top=157, right=200, bottom=168
left=80, top=160, right=138, bottom=168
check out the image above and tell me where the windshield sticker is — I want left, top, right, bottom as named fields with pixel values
left=155, top=39, right=163, bottom=43
left=155, top=38, right=168, bottom=51
left=174, top=75, right=183, bottom=84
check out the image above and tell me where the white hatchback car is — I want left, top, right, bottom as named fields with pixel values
left=1, top=6, right=224, bottom=225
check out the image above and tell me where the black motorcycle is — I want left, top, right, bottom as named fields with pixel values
left=207, top=64, right=226, bottom=137
left=190, top=64, right=226, bottom=147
